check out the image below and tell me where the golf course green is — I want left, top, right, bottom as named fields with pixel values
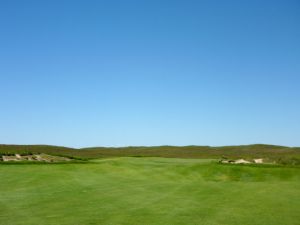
left=0, top=157, right=299, bottom=225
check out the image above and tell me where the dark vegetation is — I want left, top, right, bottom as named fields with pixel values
left=1, top=144, right=300, bottom=164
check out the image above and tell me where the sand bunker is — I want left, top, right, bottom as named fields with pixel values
left=220, top=158, right=264, bottom=164
left=1, top=153, right=71, bottom=162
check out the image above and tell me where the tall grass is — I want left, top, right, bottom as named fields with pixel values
left=0, top=144, right=299, bottom=164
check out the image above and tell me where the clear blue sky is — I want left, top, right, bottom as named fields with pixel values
left=0, top=0, right=299, bottom=147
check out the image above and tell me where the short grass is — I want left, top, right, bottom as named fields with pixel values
left=0, top=157, right=300, bottom=225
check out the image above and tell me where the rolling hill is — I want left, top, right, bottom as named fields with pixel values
left=0, top=144, right=299, bottom=164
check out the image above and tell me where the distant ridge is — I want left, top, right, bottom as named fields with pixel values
left=0, top=144, right=299, bottom=162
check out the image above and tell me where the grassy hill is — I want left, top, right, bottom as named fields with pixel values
left=1, top=144, right=300, bottom=164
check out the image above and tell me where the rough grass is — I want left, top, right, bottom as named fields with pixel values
left=1, top=144, right=300, bottom=164
left=0, top=157, right=299, bottom=225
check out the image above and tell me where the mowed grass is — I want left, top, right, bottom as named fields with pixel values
left=0, top=158, right=300, bottom=225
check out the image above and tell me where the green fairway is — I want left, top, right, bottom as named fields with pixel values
left=1, top=158, right=300, bottom=225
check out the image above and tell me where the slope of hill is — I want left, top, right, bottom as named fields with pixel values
left=0, top=144, right=300, bottom=164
